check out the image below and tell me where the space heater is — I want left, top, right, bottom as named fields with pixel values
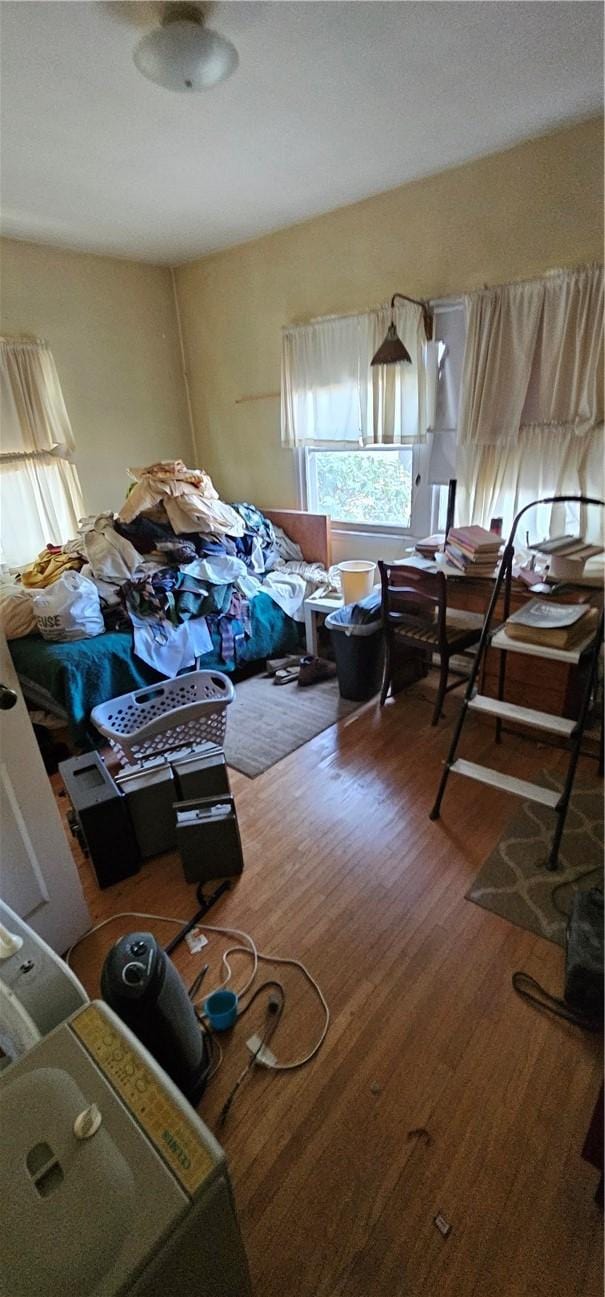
left=101, top=932, right=210, bottom=1106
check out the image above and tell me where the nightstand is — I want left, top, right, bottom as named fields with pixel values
left=303, top=592, right=344, bottom=656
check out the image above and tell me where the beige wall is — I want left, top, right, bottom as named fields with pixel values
left=175, top=116, right=604, bottom=514
left=0, top=238, right=192, bottom=515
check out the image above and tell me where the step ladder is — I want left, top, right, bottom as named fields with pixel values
left=429, top=494, right=604, bottom=870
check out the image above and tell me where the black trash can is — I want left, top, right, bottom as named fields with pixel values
left=325, top=611, right=384, bottom=702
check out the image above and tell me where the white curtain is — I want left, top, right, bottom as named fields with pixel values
left=458, top=280, right=544, bottom=448
left=281, top=300, right=425, bottom=447
left=0, top=339, right=85, bottom=566
left=457, top=427, right=604, bottom=543
left=457, top=265, right=604, bottom=540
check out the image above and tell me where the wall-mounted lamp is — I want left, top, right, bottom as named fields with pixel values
left=371, top=293, right=434, bottom=366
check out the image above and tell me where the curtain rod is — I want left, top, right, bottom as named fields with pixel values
left=0, top=334, right=48, bottom=346
left=283, top=303, right=394, bottom=330
left=282, top=262, right=602, bottom=332
left=461, top=260, right=603, bottom=299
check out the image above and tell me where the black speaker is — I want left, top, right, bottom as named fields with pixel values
left=59, top=751, right=140, bottom=889
left=101, top=932, right=210, bottom=1105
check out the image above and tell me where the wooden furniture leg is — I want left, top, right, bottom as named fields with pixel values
left=303, top=604, right=319, bottom=657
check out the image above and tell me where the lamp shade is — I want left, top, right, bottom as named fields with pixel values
left=134, top=10, right=238, bottom=92
left=370, top=323, right=412, bottom=366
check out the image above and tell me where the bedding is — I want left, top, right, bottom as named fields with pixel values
left=10, top=591, right=301, bottom=749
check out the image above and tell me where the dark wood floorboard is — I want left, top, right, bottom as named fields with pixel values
left=63, top=684, right=603, bottom=1297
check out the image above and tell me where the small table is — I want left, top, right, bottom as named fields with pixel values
left=303, top=593, right=343, bottom=656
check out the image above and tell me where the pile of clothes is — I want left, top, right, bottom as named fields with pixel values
left=2, top=460, right=338, bottom=676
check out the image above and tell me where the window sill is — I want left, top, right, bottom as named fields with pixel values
left=331, top=522, right=417, bottom=540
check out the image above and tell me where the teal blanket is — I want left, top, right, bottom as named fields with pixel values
left=10, top=593, right=301, bottom=748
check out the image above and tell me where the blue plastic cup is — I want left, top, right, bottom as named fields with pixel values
left=204, top=989, right=238, bottom=1031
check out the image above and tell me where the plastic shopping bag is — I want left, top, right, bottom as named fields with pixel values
left=33, top=570, right=104, bottom=641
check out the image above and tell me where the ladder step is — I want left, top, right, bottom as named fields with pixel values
left=490, top=625, right=596, bottom=664
left=468, top=694, right=576, bottom=737
left=449, top=759, right=560, bottom=807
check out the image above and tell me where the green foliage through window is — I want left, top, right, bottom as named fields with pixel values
left=311, top=450, right=412, bottom=526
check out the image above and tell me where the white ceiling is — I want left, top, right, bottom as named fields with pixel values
left=1, top=1, right=602, bottom=265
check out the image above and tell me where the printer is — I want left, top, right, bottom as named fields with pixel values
left=0, top=901, right=251, bottom=1297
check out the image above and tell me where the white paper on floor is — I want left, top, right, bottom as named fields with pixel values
left=185, top=928, right=209, bottom=954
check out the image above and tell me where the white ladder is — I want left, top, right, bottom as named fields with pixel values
left=429, top=494, right=604, bottom=870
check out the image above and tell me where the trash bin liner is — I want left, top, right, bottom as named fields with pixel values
left=325, top=610, right=384, bottom=702
left=329, top=591, right=382, bottom=626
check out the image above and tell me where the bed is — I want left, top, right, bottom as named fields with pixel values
left=9, top=509, right=332, bottom=749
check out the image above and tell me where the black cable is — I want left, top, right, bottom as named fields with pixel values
left=550, top=870, right=603, bottom=918
left=188, top=963, right=209, bottom=1001
left=219, top=985, right=285, bottom=1127
left=164, top=880, right=230, bottom=956
left=512, top=971, right=601, bottom=1032
left=236, top=979, right=285, bottom=1018
left=197, top=1027, right=220, bottom=1086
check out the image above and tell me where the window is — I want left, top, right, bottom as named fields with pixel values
left=304, top=444, right=438, bottom=535
left=0, top=339, right=84, bottom=567
left=286, top=299, right=464, bottom=538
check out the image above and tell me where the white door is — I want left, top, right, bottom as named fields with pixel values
left=0, top=629, right=90, bottom=953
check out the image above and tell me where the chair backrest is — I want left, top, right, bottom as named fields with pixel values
left=378, top=562, right=448, bottom=642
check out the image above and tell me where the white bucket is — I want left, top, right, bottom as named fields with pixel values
left=338, top=560, right=376, bottom=605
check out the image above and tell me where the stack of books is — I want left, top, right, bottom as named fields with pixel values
left=414, top=533, right=444, bottom=559
left=528, top=535, right=603, bottom=563
left=504, top=599, right=598, bottom=650
left=445, top=525, right=502, bottom=575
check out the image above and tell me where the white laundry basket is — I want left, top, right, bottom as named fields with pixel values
left=91, top=669, right=235, bottom=766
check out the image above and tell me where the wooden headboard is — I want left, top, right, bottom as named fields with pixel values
left=264, top=509, right=332, bottom=568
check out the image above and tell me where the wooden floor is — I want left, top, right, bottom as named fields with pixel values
left=65, top=684, right=603, bottom=1297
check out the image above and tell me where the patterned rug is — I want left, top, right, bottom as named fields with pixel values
left=223, top=672, right=363, bottom=778
left=466, top=771, right=604, bottom=946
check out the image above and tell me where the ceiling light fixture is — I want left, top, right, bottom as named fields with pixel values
left=133, top=4, right=239, bottom=93
left=371, top=293, right=434, bottom=365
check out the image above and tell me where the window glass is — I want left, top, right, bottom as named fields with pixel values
left=307, top=448, right=413, bottom=527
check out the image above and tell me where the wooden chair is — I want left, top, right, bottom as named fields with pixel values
left=378, top=562, right=483, bottom=724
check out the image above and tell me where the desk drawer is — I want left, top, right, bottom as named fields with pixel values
left=482, top=647, right=587, bottom=718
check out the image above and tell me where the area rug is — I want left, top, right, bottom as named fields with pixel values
left=223, top=672, right=363, bottom=777
left=466, top=772, right=604, bottom=946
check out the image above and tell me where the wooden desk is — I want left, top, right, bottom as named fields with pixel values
left=398, top=555, right=601, bottom=719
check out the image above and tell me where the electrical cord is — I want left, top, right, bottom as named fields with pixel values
left=205, top=1035, right=223, bottom=1083
left=188, top=964, right=209, bottom=1001
left=236, top=979, right=285, bottom=1018
left=512, top=971, right=601, bottom=1032
left=550, top=869, right=603, bottom=918
left=198, top=1030, right=223, bottom=1086
left=219, top=984, right=285, bottom=1127
left=66, top=913, right=329, bottom=1070
left=239, top=950, right=329, bottom=1070
left=65, top=911, right=191, bottom=965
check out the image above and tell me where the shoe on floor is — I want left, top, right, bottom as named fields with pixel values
left=266, top=654, right=301, bottom=676
left=274, top=664, right=301, bottom=684
left=297, top=655, right=337, bottom=687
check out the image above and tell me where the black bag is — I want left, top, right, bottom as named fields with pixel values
left=513, top=888, right=604, bottom=1031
